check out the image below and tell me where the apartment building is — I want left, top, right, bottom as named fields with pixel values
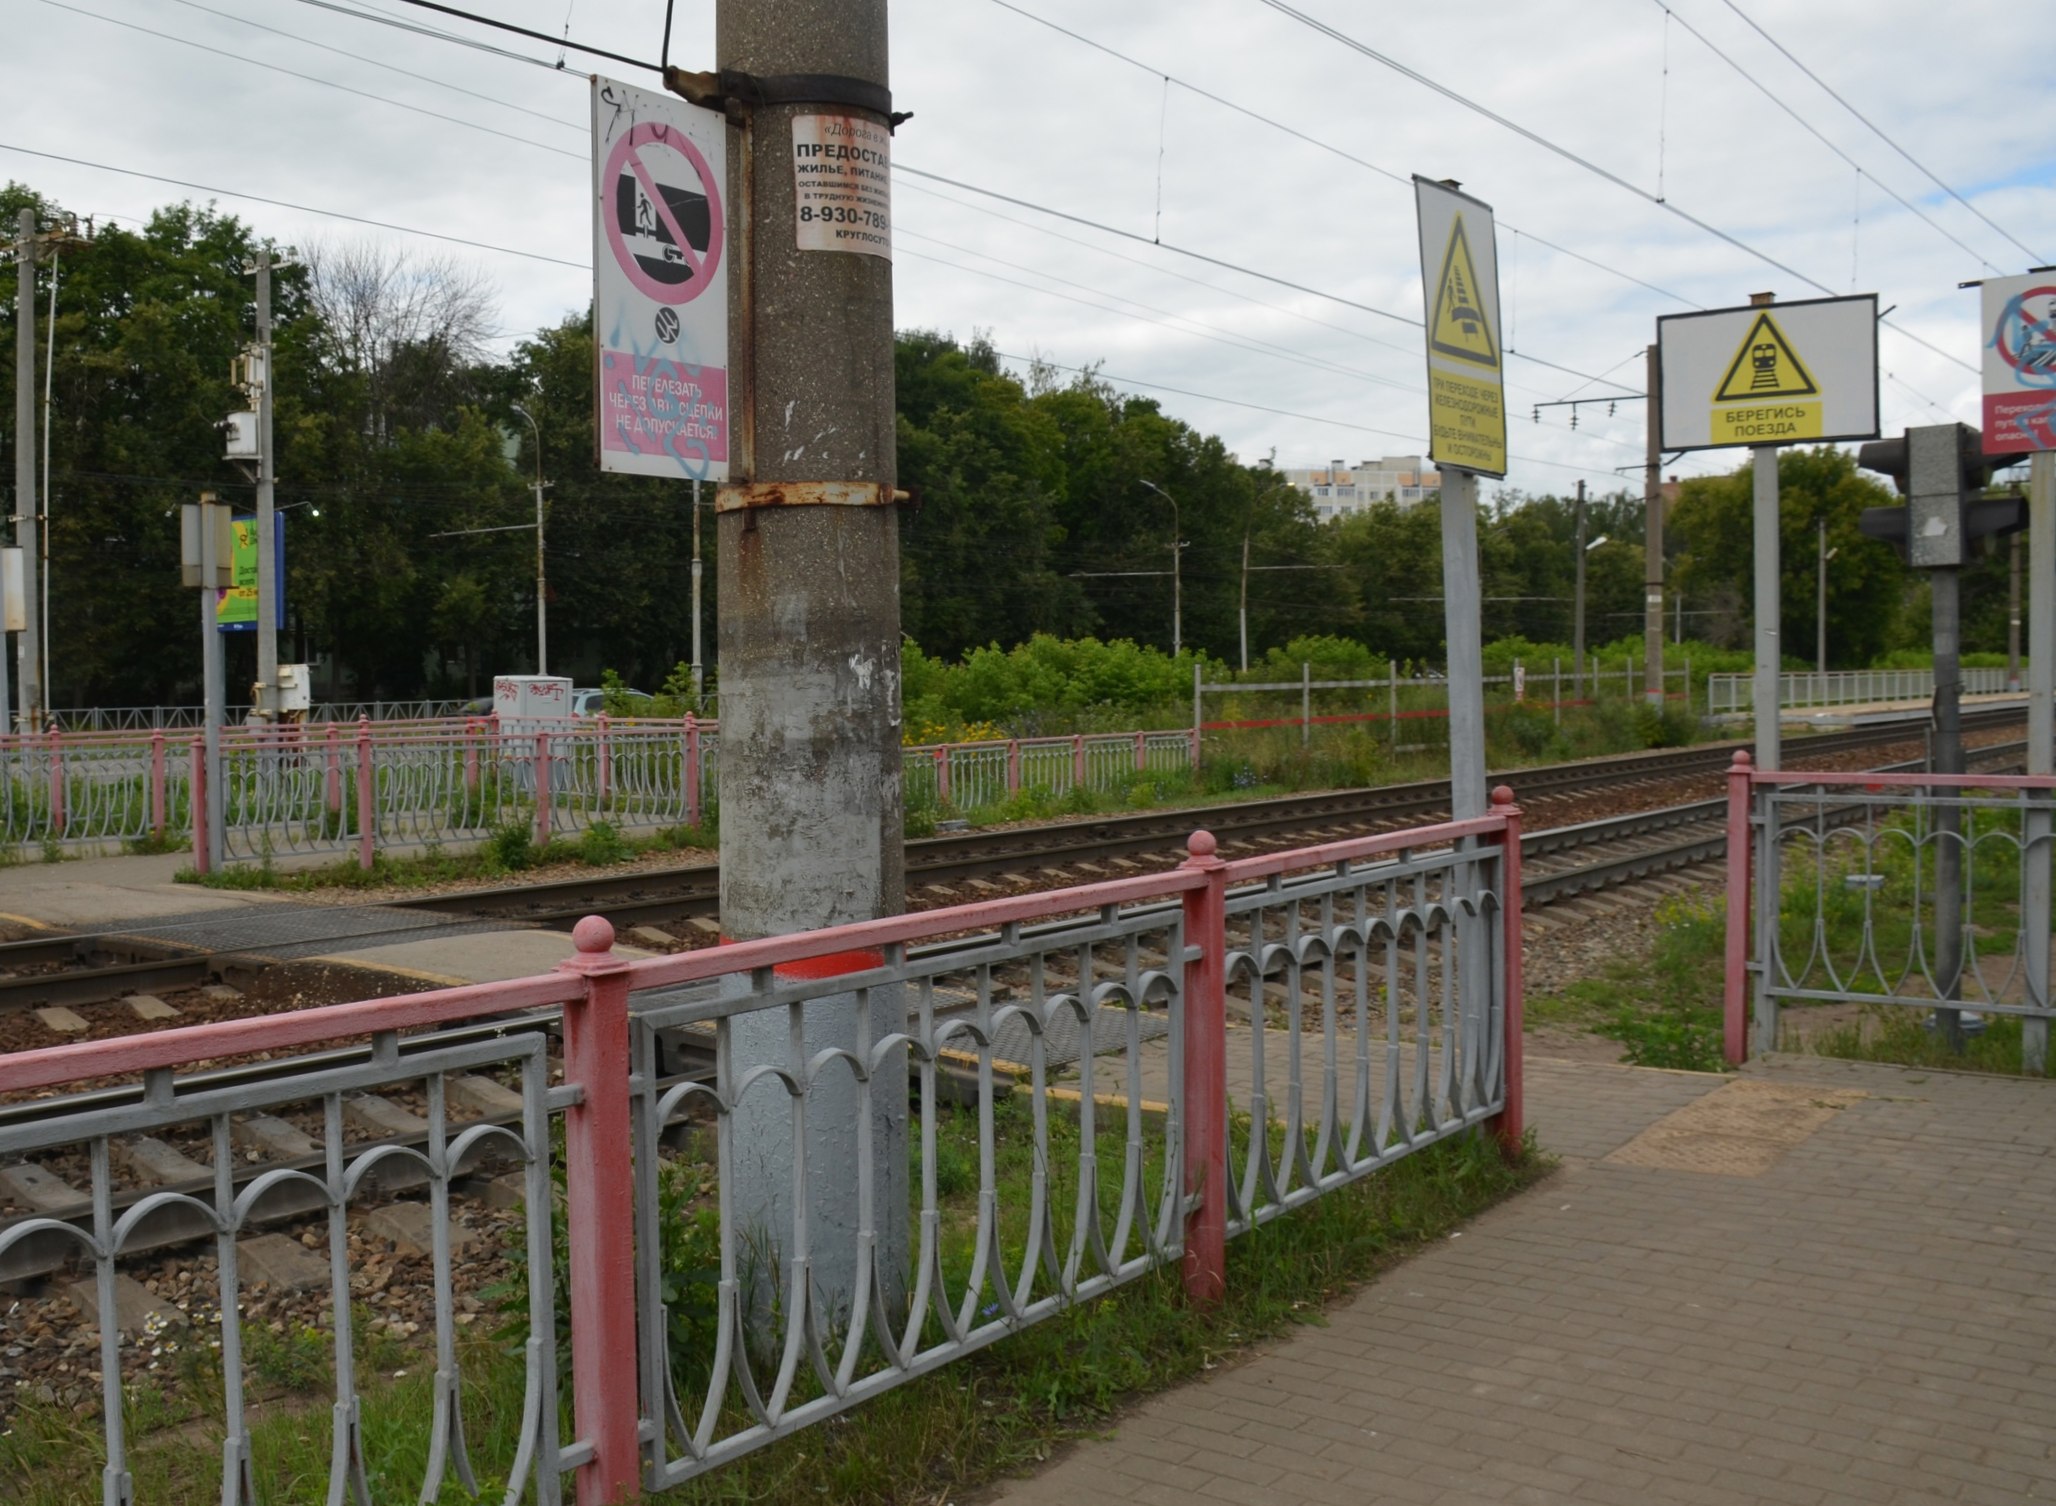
left=1283, top=456, right=1441, bottom=520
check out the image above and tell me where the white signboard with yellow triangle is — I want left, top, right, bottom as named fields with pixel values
left=1657, top=295, right=1878, bottom=452
left=1413, top=177, right=1507, bottom=477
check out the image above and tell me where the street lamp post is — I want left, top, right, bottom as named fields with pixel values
left=1576, top=532, right=1609, bottom=700
left=1138, top=479, right=1183, bottom=656
left=510, top=403, right=547, bottom=675
left=1816, top=518, right=1838, bottom=676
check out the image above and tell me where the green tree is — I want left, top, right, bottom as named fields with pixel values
left=1669, top=446, right=1912, bottom=667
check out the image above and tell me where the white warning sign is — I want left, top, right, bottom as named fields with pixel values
left=1657, top=295, right=1877, bottom=453
left=792, top=114, right=892, bottom=259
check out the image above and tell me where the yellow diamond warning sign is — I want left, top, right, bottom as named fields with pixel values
left=1713, top=312, right=1818, bottom=403
left=1429, top=220, right=1499, bottom=369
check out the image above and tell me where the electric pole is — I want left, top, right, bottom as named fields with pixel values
left=1643, top=342, right=1664, bottom=704
left=2008, top=528, right=2022, bottom=692
left=253, top=250, right=279, bottom=720
left=690, top=477, right=703, bottom=701
left=15, top=208, right=42, bottom=729
left=708, top=0, right=907, bottom=1318
left=510, top=402, right=547, bottom=674
left=1571, top=479, right=1587, bottom=702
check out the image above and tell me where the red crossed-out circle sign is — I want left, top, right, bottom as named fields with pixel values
left=1994, top=284, right=2056, bottom=374
left=602, top=121, right=725, bottom=305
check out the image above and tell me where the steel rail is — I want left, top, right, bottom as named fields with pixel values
left=401, top=713, right=2021, bottom=926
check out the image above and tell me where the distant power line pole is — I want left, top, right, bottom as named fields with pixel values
left=15, top=207, right=42, bottom=729
left=1643, top=342, right=1664, bottom=703
left=1572, top=478, right=1587, bottom=701
left=253, top=249, right=279, bottom=719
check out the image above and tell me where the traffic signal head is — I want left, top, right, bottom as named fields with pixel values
left=1855, top=423, right=2004, bottom=568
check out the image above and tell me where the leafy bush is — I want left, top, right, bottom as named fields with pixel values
left=577, top=820, right=630, bottom=866
left=486, top=818, right=537, bottom=872
left=1634, top=701, right=1701, bottom=749
left=1594, top=897, right=1725, bottom=1071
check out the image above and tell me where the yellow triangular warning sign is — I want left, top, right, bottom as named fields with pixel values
left=1713, top=312, right=1819, bottom=403
left=1429, top=218, right=1499, bottom=369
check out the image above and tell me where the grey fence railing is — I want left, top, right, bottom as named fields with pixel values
left=1705, top=667, right=2016, bottom=715
left=1724, top=758, right=2054, bottom=1074
left=0, top=808, right=1522, bottom=1501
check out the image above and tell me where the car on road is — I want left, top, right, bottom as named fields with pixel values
left=571, top=687, right=655, bottom=717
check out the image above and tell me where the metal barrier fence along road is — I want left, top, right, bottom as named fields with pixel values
left=1723, top=752, right=2054, bottom=1073
left=0, top=801, right=1523, bottom=1504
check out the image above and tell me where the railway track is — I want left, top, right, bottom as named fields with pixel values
left=395, top=711, right=2023, bottom=928
left=0, top=712, right=2021, bottom=1021
left=0, top=731, right=2031, bottom=1288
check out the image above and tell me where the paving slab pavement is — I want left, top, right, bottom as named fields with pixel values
left=981, top=1052, right=2056, bottom=1506
left=0, top=850, right=299, bottom=928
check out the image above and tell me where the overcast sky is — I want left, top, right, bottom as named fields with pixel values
left=8, top=0, right=2052, bottom=500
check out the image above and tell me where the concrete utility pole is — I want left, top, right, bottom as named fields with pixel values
left=253, top=250, right=279, bottom=721
left=713, top=0, right=907, bottom=1319
left=15, top=208, right=42, bottom=729
left=510, top=402, right=547, bottom=674
left=690, top=478, right=704, bottom=700
left=2008, top=528, right=2022, bottom=692
left=1643, top=342, right=1664, bottom=704
left=1571, top=479, right=1587, bottom=702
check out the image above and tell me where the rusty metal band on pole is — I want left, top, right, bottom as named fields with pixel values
left=714, top=480, right=910, bottom=512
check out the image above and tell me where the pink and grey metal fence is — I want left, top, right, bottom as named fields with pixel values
left=0, top=802, right=1522, bottom=1503
left=1723, top=751, right=2054, bottom=1073
left=5, top=716, right=1200, bottom=865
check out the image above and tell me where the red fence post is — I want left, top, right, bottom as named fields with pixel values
left=1724, top=750, right=1754, bottom=1066
left=355, top=718, right=375, bottom=871
left=189, top=735, right=210, bottom=876
left=556, top=917, right=641, bottom=1504
left=1072, top=734, right=1085, bottom=791
left=597, top=712, right=612, bottom=806
left=1488, top=787, right=1525, bottom=1157
left=1134, top=730, right=1147, bottom=773
left=684, top=715, right=701, bottom=828
left=1006, top=738, right=1021, bottom=795
left=464, top=718, right=481, bottom=795
left=1180, top=830, right=1229, bottom=1305
left=535, top=730, right=553, bottom=849
left=46, top=728, right=64, bottom=835
left=934, top=744, right=950, bottom=805
left=149, top=731, right=166, bottom=839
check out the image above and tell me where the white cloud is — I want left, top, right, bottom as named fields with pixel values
left=7, top=0, right=2049, bottom=496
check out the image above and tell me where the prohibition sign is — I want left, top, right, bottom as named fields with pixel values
left=602, top=121, right=725, bottom=305
left=1993, top=285, right=2056, bottom=379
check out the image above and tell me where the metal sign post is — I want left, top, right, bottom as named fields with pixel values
left=1978, top=271, right=2056, bottom=1074
left=1660, top=289, right=1880, bottom=1055
left=1413, top=178, right=1505, bottom=822
left=181, top=494, right=233, bottom=867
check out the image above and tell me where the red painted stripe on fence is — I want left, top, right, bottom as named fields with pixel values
left=772, top=947, right=890, bottom=980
